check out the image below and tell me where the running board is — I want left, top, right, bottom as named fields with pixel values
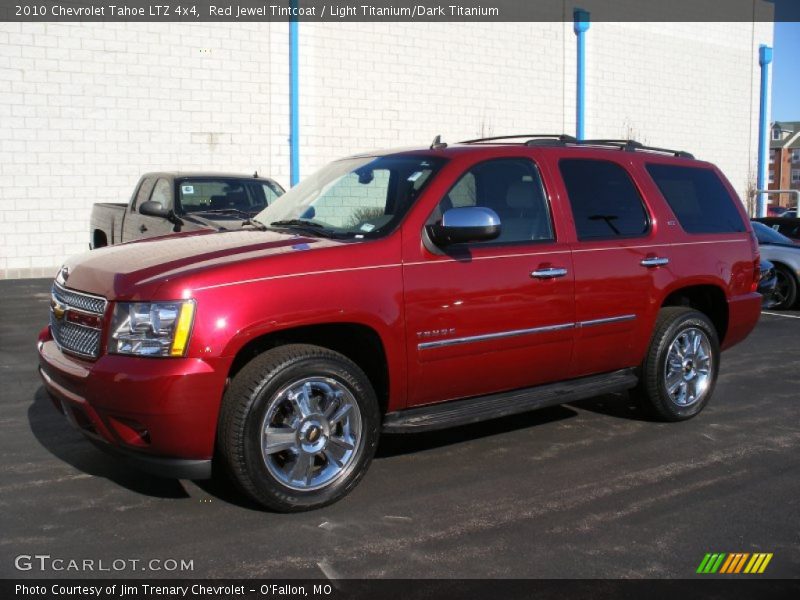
left=382, top=368, right=638, bottom=433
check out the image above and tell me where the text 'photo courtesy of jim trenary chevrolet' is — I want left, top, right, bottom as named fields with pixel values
left=1, top=1, right=799, bottom=599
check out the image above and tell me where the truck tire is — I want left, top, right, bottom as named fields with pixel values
left=771, top=264, right=798, bottom=310
left=637, top=307, right=720, bottom=422
left=218, top=344, right=380, bottom=512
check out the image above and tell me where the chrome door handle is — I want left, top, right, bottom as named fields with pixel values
left=640, top=257, right=669, bottom=267
left=531, top=267, right=568, bottom=279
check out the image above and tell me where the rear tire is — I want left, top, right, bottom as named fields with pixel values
left=771, top=264, right=798, bottom=310
left=218, top=344, right=380, bottom=512
left=637, top=308, right=720, bottom=422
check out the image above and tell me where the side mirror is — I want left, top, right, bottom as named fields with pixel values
left=139, top=200, right=169, bottom=218
left=428, top=207, right=501, bottom=246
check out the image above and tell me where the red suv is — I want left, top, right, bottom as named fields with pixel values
left=38, top=135, right=762, bottom=511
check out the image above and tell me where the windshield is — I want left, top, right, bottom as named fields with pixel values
left=177, top=178, right=283, bottom=214
left=254, top=155, right=446, bottom=238
left=753, top=221, right=794, bottom=245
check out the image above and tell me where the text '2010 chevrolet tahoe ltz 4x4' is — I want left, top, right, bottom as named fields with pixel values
left=38, top=135, right=762, bottom=511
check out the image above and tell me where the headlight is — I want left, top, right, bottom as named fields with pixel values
left=109, top=300, right=196, bottom=357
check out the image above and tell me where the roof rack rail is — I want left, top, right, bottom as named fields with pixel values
left=577, top=139, right=694, bottom=159
left=459, top=134, right=577, bottom=144
left=457, top=133, right=694, bottom=158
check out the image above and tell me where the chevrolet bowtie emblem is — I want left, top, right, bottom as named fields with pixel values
left=51, top=296, right=67, bottom=320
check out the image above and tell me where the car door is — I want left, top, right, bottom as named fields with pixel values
left=123, top=177, right=177, bottom=241
left=555, top=156, right=665, bottom=377
left=402, top=155, right=575, bottom=407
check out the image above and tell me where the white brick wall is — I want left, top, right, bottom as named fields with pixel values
left=0, top=21, right=773, bottom=278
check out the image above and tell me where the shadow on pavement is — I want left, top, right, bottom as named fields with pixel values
left=568, top=390, right=657, bottom=422
left=376, top=404, right=578, bottom=458
left=27, top=385, right=191, bottom=499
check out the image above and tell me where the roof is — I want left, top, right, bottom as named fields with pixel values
left=140, top=171, right=280, bottom=183
left=349, top=135, right=700, bottom=162
left=771, top=121, right=800, bottom=149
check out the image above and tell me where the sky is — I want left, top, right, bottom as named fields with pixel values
left=771, top=21, right=800, bottom=121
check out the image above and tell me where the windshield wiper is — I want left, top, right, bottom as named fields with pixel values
left=179, top=213, right=228, bottom=232
left=194, top=208, right=256, bottom=219
left=269, top=219, right=335, bottom=238
left=241, top=217, right=268, bottom=231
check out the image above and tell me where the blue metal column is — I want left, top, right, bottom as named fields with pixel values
left=573, top=9, right=590, bottom=141
left=756, top=44, right=773, bottom=218
left=289, top=1, right=300, bottom=186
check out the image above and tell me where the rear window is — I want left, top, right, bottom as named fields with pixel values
left=559, top=159, right=649, bottom=240
left=645, top=164, right=745, bottom=234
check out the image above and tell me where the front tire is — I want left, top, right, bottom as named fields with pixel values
left=637, top=308, right=720, bottom=422
left=218, top=344, right=380, bottom=512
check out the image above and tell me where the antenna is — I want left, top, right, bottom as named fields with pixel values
left=253, top=170, right=259, bottom=178
left=430, top=135, right=447, bottom=150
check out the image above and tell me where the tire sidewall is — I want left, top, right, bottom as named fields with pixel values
left=241, top=355, right=379, bottom=511
left=654, top=313, right=720, bottom=420
left=773, top=265, right=798, bottom=310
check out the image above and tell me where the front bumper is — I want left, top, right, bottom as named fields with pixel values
left=38, top=327, right=230, bottom=479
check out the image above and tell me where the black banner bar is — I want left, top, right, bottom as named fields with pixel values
left=4, top=579, right=800, bottom=600
left=1, top=0, right=798, bottom=23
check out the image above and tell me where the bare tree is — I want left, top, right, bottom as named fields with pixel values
left=744, top=166, right=758, bottom=217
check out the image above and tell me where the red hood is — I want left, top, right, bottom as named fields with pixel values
left=60, top=230, right=347, bottom=300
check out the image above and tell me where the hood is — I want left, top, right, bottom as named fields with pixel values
left=60, top=229, right=347, bottom=300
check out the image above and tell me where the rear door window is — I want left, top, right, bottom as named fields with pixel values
left=559, top=159, right=649, bottom=240
left=646, top=164, right=745, bottom=234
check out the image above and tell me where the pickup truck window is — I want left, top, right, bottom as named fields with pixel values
left=645, top=164, right=746, bottom=234
left=429, top=158, right=554, bottom=244
left=559, top=159, right=650, bottom=240
left=132, top=177, right=156, bottom=211
left=177, top=179, right=281, bottom=214
left=150, top=178, right=172, bottom=208
left=254, top=155, right=445, bottom=238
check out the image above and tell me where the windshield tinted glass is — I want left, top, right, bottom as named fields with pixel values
left=177, top=178, right=283, bottom=214
left=753, top=221, right=794, bottom=245
left=254, top=155, right=446, bottom=238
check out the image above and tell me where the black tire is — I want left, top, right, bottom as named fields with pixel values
left=637, top=307, right=720, bottom=422
left=771, top=264, right=798, bottom=310
left=218, top=344, right=380, bottom=512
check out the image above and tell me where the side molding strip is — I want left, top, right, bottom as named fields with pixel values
left=417, top=314, right=637, bottom=350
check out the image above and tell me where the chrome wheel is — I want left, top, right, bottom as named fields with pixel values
left=664, top=327, right=712, bottom=407
left=260, top=376, right=362, bottom=491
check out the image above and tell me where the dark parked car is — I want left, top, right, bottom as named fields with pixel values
left=752, top=221, right=800, bottom=309
left=758, top=259, right=777, bottom=308
left=767, top=205, right=790, bottom=217
left=90, top=172, right=285, bottom=248
left=753, top=216, right=800, bottom=244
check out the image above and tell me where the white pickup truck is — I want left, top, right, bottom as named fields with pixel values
left=89, top=171, right=284, bottom=248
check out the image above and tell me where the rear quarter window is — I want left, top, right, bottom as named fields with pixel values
left=645, top=164, right=745, bottom=234
left=559, top=159, right=650, bottom=240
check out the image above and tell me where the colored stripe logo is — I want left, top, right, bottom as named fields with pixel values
left=696, top=553, right=773, bottom=574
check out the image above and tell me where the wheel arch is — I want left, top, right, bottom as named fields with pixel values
left=92, top=229, right=108, bottom=249
left=225, top=322, right=392, bottom=416
left=660, top=283, right=729, bottom=344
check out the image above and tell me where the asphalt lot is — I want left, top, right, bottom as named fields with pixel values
left=1, top=278, right=798, bottom=579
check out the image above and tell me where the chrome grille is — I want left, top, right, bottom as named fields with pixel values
left=53, top=282, right=107, bottom=314
left=50, top=282, right=107, bottom=359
